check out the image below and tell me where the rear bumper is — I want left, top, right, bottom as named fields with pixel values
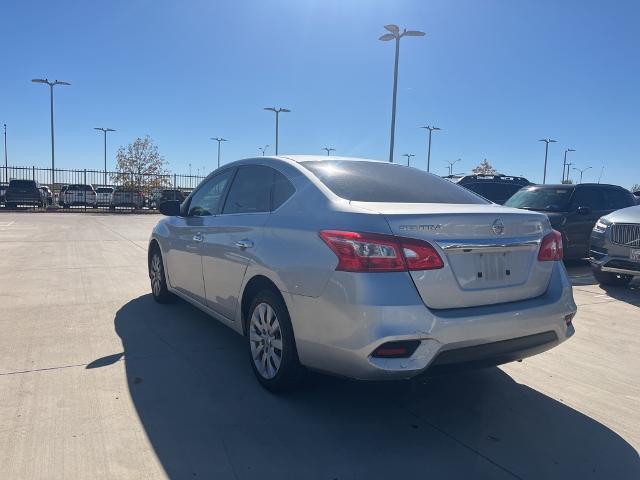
left=285, top=261, right=576, bottom=380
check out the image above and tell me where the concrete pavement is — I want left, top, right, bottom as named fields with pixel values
left=0, top=213, right=638, bottom=479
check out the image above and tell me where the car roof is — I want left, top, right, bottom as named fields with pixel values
left=525, top=183, right=624, bottom=190
left=279, top=155, right=386, bottom=164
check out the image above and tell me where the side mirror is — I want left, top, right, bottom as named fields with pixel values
left=577, top=206, right=591, bottom=215
left=159, top=200, right=181, bottom=216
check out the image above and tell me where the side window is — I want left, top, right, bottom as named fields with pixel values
left=602, top=188, right=633, bottom=210
left=272, top=170, right=295, bottom=210
left=188, top=169, right=234, bottom=216
left=222, top=166, right=272, bottom=214
left=570, top=187, right=604, bottom=210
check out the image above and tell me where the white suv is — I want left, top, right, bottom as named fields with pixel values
left=61, top=184, right=97, bottom=208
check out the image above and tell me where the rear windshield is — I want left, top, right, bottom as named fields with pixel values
left=96, top=187, right=114, bottom=193
left=504, top=187, right=573, bottom=212
left=301, top=161, right=487, bottom=204
left=68, top=184, right=94, bottom=191
left=9, top=180, right=37, bottom=189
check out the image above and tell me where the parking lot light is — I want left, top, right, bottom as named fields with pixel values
left=322, top=147, right=336, bottom=156
left=210, top=137, right=227, bottom=169
left=379, top=24, right=425, bottom=163
left=562, top=148, right=576, bottom=183
left=538, top=138, right=557, bottom=184
left=264, top=108, right=290, bottom=155
left=31, top=78, right=71, bottom=189
left=402, top=153, right=415, bottom=166
left=94, top=127, right=116, bottom=185
left=259, top=145, right=269, bottom=156
left=573, top=166, right=592, bottom=184
left=420, top=125, right=440, bottom=172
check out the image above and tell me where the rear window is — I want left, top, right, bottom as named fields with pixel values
left=300, top=161, right=487, bottom=204
left=68, top=184, right=94, bottom=191
left=96, top=187, right=113, bottom=193
left=9, top=180, right=37, bottom=189
left=504, top=187, right=573, bottom=212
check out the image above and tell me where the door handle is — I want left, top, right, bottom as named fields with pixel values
left=235, top=239, right=254, bottom=250
left=193, top=233, right=204, bottom=242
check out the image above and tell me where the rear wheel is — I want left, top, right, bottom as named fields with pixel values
left=247, top=290, right=303, bottom=392
left=592, top=266, right=633, bottom=286
left=149, top=248, right=175, bottom=303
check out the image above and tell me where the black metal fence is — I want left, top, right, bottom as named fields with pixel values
left=0, top=165, right=206, bottom=211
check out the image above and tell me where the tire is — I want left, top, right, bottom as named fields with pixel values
left=246, top=289, right=304, bottom=392
left=592, top=266, right=633, bottom=287
left=149, top=247, right=176, bottom=303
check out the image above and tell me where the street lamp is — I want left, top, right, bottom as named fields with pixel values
left=538, top=138, right=557, bottom=184
left=379, top=24, right=425, bottom=163
left=572, top=166, right=592, bottom=184
left=94, top=127, right=116, bottom=185
left=3, top=123, right=7, bottom=184
left=402, top=153, right=415, bottom=166
left=210, top=137, right=227, bottom=169
left=322, top=147, right=336, bottom=156
left=419, top=125, right=440, bottom=172
left=264, top=107, right=290, bottom=155
left=32, top=78, right=71, bottom=188
left=258, top=145, right=269, bottom=156
left=562, top=148, right=575, bottom=183
left=446, top=158, right=461, bottom=176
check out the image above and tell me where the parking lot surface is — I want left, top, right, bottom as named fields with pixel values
left=1, top=213, right=638, bottom=480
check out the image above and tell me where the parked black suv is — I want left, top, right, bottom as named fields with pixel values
left=447, top=174, right=531, bottom=204
left=505, top=183, right=636, bottom=259
left=4, top=179, right=47, bottom=208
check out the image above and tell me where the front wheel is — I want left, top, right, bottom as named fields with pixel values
left=149, top=248, right=175, bottom=303
left=247, top=290, right=303, bottom=392
left=592, top=266, right=633, bottom=286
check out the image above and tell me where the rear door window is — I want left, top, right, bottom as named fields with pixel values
left=602, top=188, right=634, bottom=210
left=570, top=187, right=605, bottom=210
left=222, top=166, right=272, bottom=214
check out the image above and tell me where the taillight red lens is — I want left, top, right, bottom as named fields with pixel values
left=319, top=230, right=443, bottom=272
left=538, top=230, right=563, bottom=261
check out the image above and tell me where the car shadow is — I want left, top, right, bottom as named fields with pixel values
left=91, top=295, right=640, bottom=480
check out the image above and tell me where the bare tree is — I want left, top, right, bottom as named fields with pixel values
left=631, top=183, right=640, bottom=193
left=111, top=136, right=171, bottom=192
left=471, top=159, right=500, bottom=175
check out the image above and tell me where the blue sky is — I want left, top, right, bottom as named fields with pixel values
left=1, top=0, right=639, bottom=186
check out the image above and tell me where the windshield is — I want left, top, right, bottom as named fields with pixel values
left=301, top=161, right=487, bottom=204
left=504, top=187, right=573, bottom=212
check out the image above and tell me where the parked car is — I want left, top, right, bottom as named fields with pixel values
left=504, top=183, right=636, bottom=260
left=4, top=179, right=47, bottom=208
left=589, top=204, right=640, bottom=286
left=95, top=186, right=114, bottom=206
left=148, top=156, right=576, bottom=392
left=0, top=183, right=8, bottom=204
left=151, top=189, right=186, bottom=208
left=633, top=190, right=640, bottom=205
left=58, top=185, right=68, bottom=206
left=60, top=184, right=97, bottom=208
left=447, top=174, right=531, bottom=204
left=40, top=185, right=53, bottom=205
left=110, top=187, right=144, bottom=210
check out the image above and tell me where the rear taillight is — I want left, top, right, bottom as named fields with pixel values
left=319, top=230, right=443, bottom=273
left=538, top=230, right=563, bottom=261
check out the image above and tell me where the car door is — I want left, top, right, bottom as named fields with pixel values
left=565, top=186, right=604, bottom=257
left=165, top=169, right=235, bottom=304
left=201, top=165, right=274, bottom=320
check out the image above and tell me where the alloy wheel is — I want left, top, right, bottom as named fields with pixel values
left=249, top=302, right=283, bottom=379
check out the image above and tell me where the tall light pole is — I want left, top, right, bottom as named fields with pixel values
left=264, top=107, right=290, bottom=155
left=258, top=145, right=269, bottom=156
left=210, top=137, right=227, bottom=169
left=538, top=138, right=557, bottom=184
left=573, top=166, right=592, bottom=184
left=379, top=24, right=425, bottom=163
left=402, top=153, right=415, bottom=166
left=322, top=147, right=336, bottom=156
left=32, top=79, right=71, bottom=188
left=446, top=158, right=461, bottom=176
left=3, top=124, right=7, bottom=184
left=562, top=148, right=575, bottom=183
left=420, top=125, right=440, bottom=172
left=94, top=127, right=116, bottom=185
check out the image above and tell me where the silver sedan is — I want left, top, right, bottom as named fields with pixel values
left=148, top=156, right=577, bottom=391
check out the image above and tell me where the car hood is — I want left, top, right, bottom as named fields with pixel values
left=603, top=205, right=640, bottom=224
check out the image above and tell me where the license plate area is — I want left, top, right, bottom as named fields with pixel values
left=446, top=249, right=533, bottom=290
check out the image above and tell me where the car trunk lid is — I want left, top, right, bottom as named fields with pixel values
left=351, top=202, right=554, bottom=309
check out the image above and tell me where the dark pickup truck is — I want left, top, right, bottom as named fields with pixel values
left=4, top=179, right=47, bottom=208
